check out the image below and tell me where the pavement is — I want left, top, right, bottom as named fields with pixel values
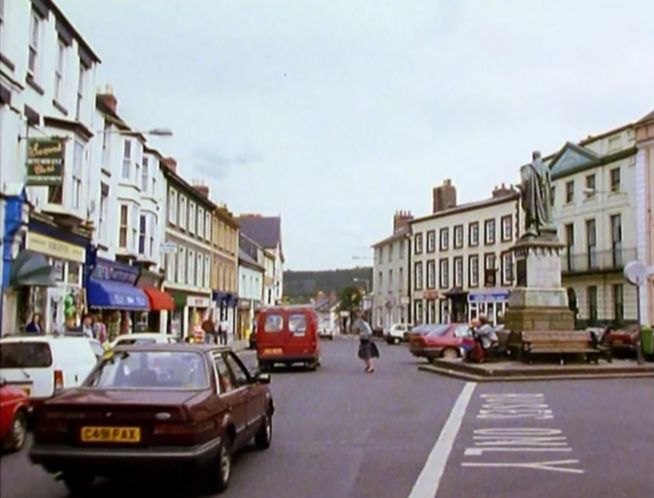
left=420, top=356, right=654, bottom=382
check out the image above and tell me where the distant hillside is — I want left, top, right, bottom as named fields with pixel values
left=284, top=267, right=373, bottom=303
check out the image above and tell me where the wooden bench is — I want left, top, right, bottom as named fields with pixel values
left=521, top=330, right=606, bottom=364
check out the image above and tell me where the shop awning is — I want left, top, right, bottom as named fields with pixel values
left=86, top=278, right=149, bottom=310
left=9, top=250, right=56, bottom=287
left=143, top=287, right=175, bottom=311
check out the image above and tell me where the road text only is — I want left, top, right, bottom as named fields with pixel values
left=461, top=393, right=584, bottom=474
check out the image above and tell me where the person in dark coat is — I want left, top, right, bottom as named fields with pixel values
left=352, top=310, right=379, bottom=373
left=25, top=313, right=44, bottom=334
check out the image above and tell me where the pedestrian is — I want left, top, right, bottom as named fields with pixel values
left=25, top=313, right=44, bottom=334
left=94, top=314, right=108, bottom=343
left=474, top=314, right=498, bottom=350
left=352, top=310, right=379, bottom=373
left=218, top=319, right=229, bottom=345
left=201, top=315, right=216, bottom=344
left=81, top=314, right=94, bottom=338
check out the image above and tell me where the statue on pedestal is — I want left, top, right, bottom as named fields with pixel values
left=519, top=151, right=555, bottom=238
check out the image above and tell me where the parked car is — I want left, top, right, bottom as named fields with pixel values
left=0, top=336, right=98, bottom=405
left=29, top=344, right=274, bottom=495
left=318, top=323, right=335, bottom=340
left=256, top=306, right=320, bottom=371
left=0, top=378, right=30, bottom=452
left=384, top=323, right=412, bottom=344
left=107, top=332, right=177, bottom=350
left=408, top=323, right=472, bottom=361
left=603, top=325, right=641, bottom=355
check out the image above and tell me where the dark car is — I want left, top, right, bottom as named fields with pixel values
left=408, top=323, right=472, bottom=361
left=29, top=344, right=274, bottom=495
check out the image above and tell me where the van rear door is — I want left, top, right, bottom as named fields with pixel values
left=286, top=312, right=317, bottom=358
left=0, top=340, right=54, bottom=400
left=257, top=311, right=287, bottom=356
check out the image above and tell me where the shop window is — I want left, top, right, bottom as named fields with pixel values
left=67, top=262, right=81, bottom=286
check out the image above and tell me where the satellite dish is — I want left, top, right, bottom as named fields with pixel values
left=624, top=260, right=648, bottom=286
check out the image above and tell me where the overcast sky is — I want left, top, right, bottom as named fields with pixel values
left=61, top=0, right=654, bottom=271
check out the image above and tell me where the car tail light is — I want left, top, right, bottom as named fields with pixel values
left=54, top=370, right=64, bottom=390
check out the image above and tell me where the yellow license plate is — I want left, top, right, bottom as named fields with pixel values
left=81, top=426, right=141, bottom=443
left=264, top=348, right=283, bottom=355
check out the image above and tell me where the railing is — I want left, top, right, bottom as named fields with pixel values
left=561, top=247, right=637, bottom=273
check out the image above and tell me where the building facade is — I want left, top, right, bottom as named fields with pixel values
left=161, top=161, right=215, bottom=339
left=371, top=211, right=412, bottom=330
left=635, top=110, right=654, bottom=326
left=410, top=181, right=521, bottom=326
left=549, top=125, right=639, bottom=327
left=237, top=233, right=265, bottom=340
left=237, top=215, right=284, bottom=306
left=211, top=203, right=239, bottom=340
left=1, top=0, right=100, bottom=334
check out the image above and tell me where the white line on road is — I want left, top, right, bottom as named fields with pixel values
left=408, top=382, right=476, bottom=498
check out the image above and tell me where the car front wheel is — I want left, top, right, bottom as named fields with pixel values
left=441, top=348, right=459, bottom=359
left=6, top=410, right=27, bottom=452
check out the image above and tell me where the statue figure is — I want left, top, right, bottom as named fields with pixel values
left=519, top=151, right=554, bottom=237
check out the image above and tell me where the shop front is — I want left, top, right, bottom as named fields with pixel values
left=171, top=291, right=212, bottom=340
left=10, top=219, right=89, bottom=334
left=136, top=269, right=174, bottom=333
left=212, top=291, right=239, bottom=341
left=86, top=258, right=149, bottom=340
left=467, top=289, right=511, bottom=326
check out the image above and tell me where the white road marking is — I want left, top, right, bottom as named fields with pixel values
left=408, top=382, right=476, bottom=498
left=461, top=459, right=585, bottom=474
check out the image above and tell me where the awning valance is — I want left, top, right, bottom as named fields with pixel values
left=143, top=287, right=175, bottom=311
left=9, top=250, right=56, bottom=287
left=87, top=279, right=149, bottom=311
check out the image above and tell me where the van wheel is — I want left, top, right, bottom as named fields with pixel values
left=254, top=413, right=273, bottom=450
left=62, top=473, right=94, bottom=496
left=6, top=410, right=27, bottom=452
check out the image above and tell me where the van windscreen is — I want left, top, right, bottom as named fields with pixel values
left=289, top=315, right=307, bottom=335
left=264, top=315, right=284, bottom=333
left=0, top=342, right=53, bottom=368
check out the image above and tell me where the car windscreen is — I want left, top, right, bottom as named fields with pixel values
left=87, top=351, right=209, bottom=389
left=0, top=342, right=53, bottom=368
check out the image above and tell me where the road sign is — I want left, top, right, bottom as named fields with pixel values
left=160, top=242, right=178, bottom=254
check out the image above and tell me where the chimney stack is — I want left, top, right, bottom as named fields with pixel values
left=492, top=182, right=514, bottom=198
left=161, top=157, right=177, bottom=173
left=96, top=85, right=117, bottom=114
left=433, top=179, right=457, bottom=213
left=393, top=210, right=413, bottom=233
left=193, top=183, right=210, bottom=198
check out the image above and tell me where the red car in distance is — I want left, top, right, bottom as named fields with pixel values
left=408, top=323, right=473, bottom=361
left=0, top=377, right=30, bottom=452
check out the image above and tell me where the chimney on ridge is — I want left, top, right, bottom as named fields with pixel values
left=433, top=179, right=457, bottom=213
left=393, top=210, right=413, bottom=233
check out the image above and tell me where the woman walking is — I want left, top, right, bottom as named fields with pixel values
left=352, top=310, right=379, bottom=373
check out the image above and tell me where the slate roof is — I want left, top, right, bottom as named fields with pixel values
left=237, top=215, right=282, bottom=249
left=238, top=248, right=264, bottom=271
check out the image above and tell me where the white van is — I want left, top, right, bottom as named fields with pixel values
left=0, top=336, right=98, bottom=402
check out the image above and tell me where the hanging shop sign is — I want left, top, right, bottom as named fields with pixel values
left=26, top=138, right=66, bottom=186
left=26, top=231, right=85, bottom=263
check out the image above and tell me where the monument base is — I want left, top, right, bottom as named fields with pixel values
left=506, top=236, right=575, bottom=332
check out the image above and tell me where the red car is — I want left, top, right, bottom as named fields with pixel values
left=409, top=323, right=473, bottom=361
left=0, top=377, right=30, bottom=452
left=29, top=344, right=274, bottom=495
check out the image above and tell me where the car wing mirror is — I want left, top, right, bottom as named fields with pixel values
left=255, top=373, right=271, bottom=384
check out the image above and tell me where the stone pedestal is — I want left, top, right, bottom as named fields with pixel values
left=504, top=237, right=575, bottom=332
